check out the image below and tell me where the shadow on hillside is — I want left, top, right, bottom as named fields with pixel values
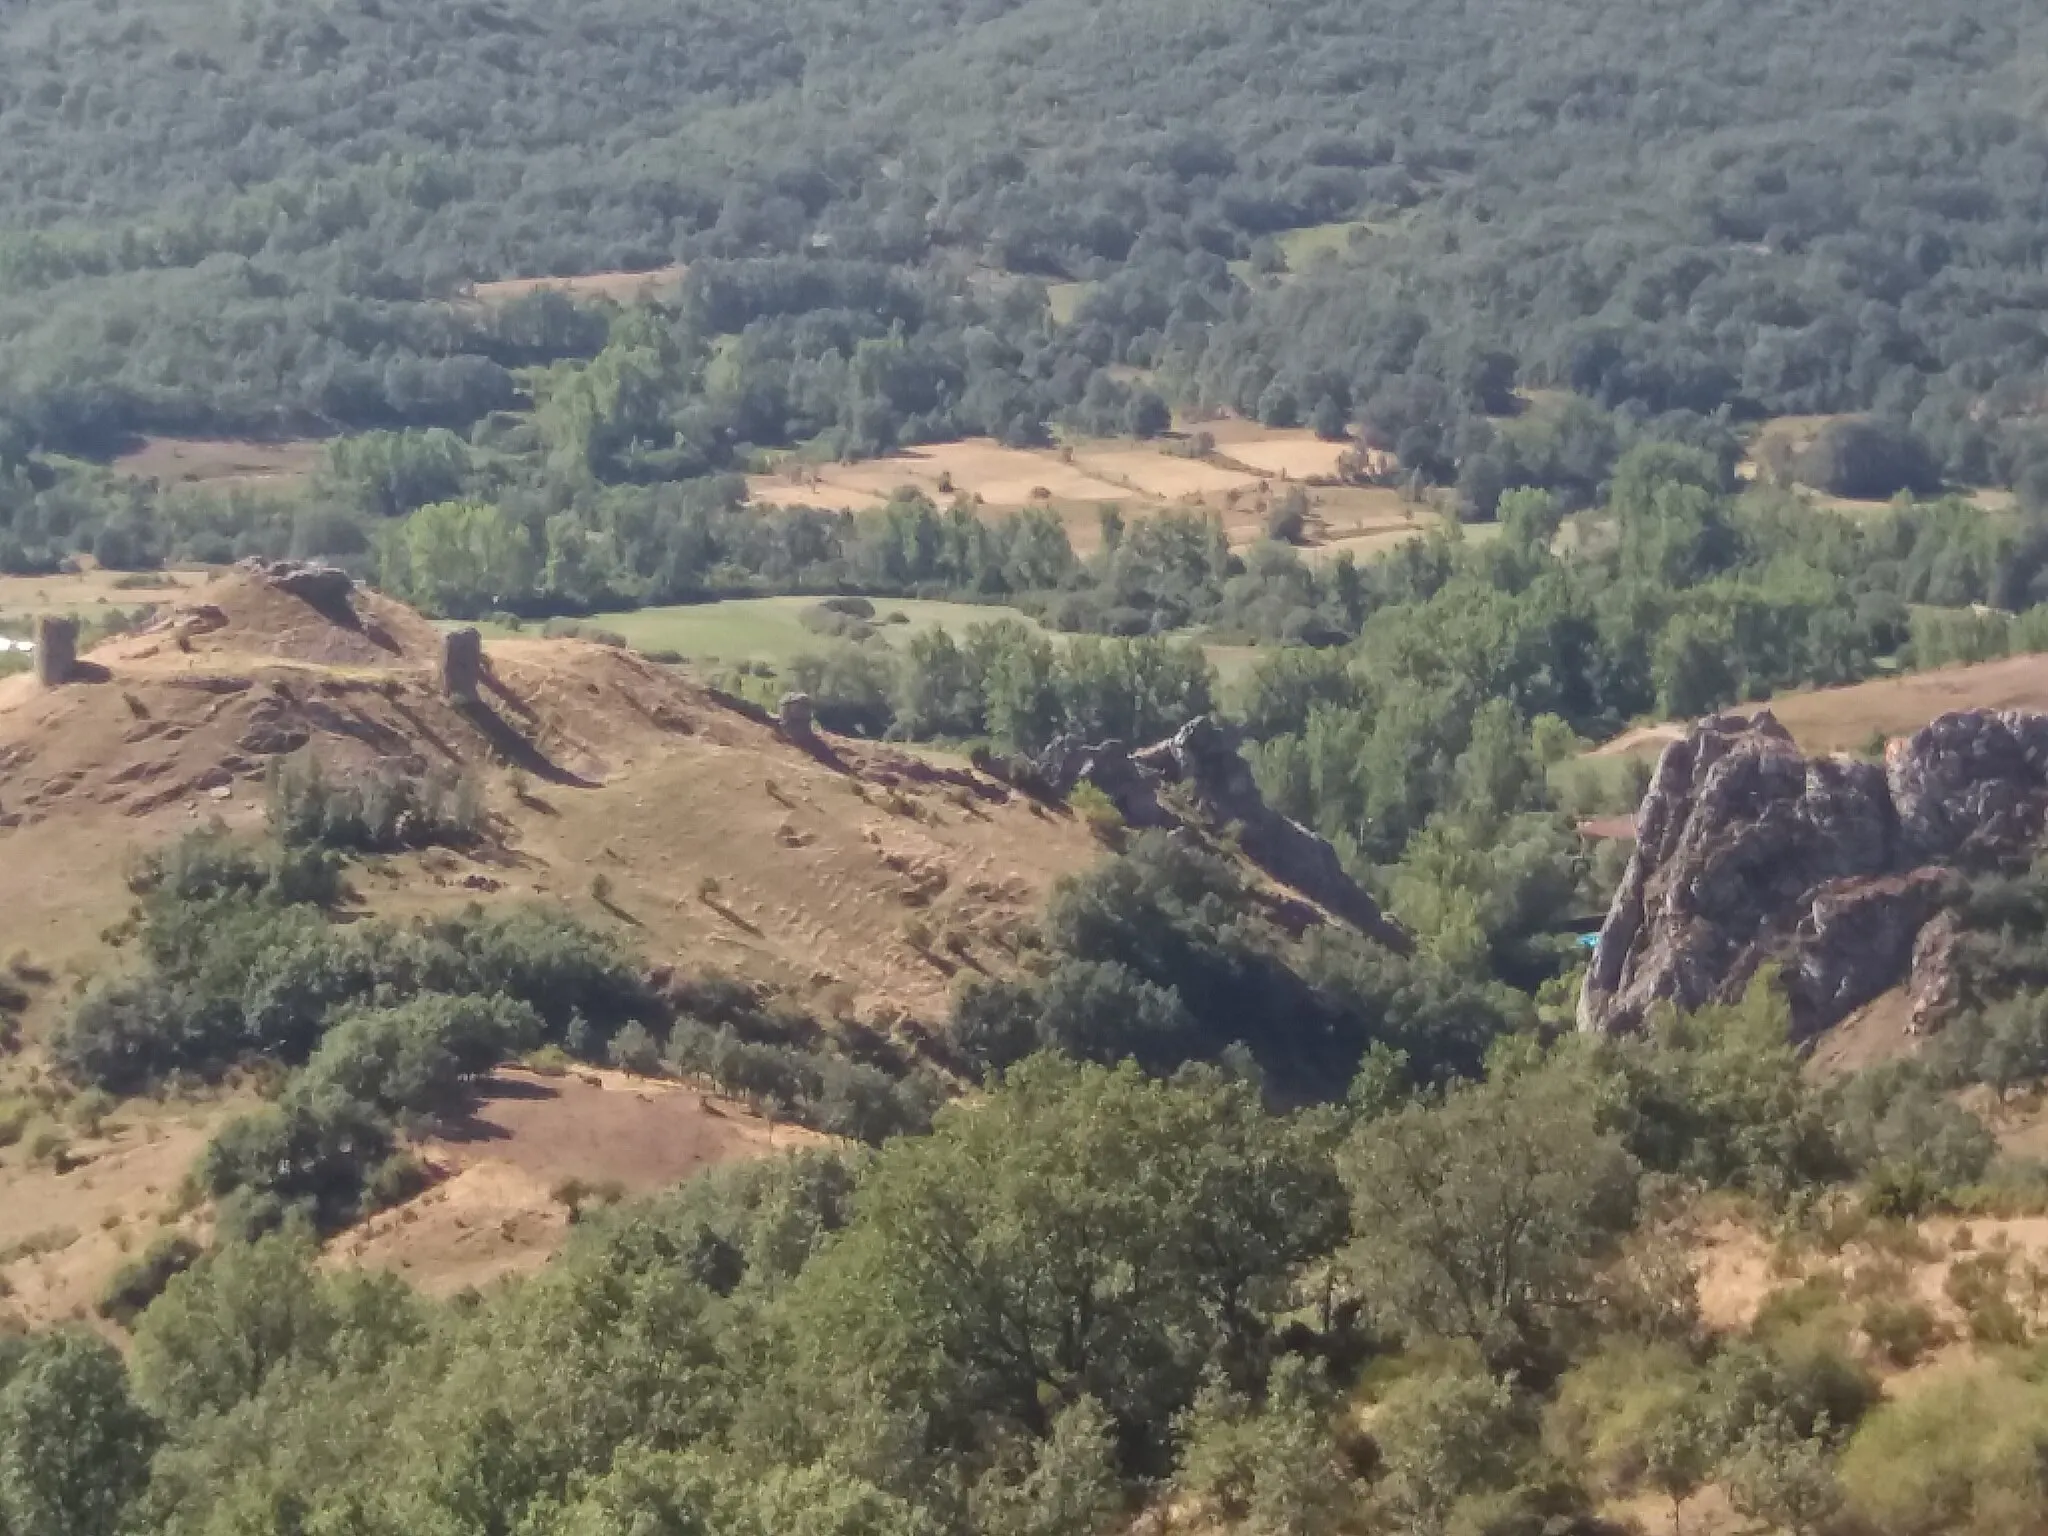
left=454, top=693, right=599, bottom=789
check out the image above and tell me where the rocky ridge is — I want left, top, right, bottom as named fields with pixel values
left=1030, top=715, right=1411, bottom=951
left=1579, top=708, right=2048, bottom=1041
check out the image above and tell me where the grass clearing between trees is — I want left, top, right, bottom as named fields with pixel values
left=477, top=596, right=1054, bottom=669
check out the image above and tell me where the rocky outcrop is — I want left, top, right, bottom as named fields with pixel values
left=1907, top=909, right=1964, bottom=1032
left=1037, top=736, right=1170, bottom=828
left=1041, top=715, right=1410, bottom=950
left=1887, top=710, right=2048, bottom=866
left=1580, top=708, right=2048, bottom=1041
left=239, top=558, right=356, bottom=610
left=777, top=692, right=815, bottom=741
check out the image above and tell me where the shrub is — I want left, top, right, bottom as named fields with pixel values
left=69, top=1088, right=115, bottom=1136
left=98, top=1235, right=203, bottom=1327
left=1860, top=1298, right=1943, bottom=1368
left=523, top=1045, right=573, bottom=1077
left=201, top=1085, right=397, bottom=1240
left=539, top=618, right=628, bottom=647
left=607, top=1021, right=664, bottom=1076
left=267, top=751, right=484, bottom=854
left=1945, top=1252, right=2030, bottom=1346
left=1066, top=781, right=1125, bottom=845
left=1839, top=1364, right=2048, bottom=1535
left=798, top=604, right=878, bottom=643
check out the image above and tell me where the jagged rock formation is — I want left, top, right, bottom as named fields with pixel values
left=1579, top=708, right=2048, bottom=1041
left=1040, top=715, right=1410, bottom=950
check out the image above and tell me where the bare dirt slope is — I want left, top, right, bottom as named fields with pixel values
left=332, top=1066, right=812, bottom=1296
left=0, top=564, right=1107, bottom=1024
left=0, top=1100, right=226, bottom=1329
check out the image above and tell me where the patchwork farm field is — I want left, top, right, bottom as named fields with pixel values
left=747, top=421, right=1447, bottom=558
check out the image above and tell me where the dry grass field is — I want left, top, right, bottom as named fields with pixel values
left=1591, top=653, right=2048, bottom=763
left=466, top=264, right=688, bottom=305
left=0, top=565, right=212, bottom=631
left=107, top=436, right=324, bottom=490
left=1198, top=419, right=1352, bottom=480
left=1067, top=442, right=1262, bottom=500
left=0, top=1099, right=228, bottom=1329
left=0, top=564, right=1109, bottom=1028
left=0, top=564, right=1126, bottom=1305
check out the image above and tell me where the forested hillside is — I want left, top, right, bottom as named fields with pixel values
left=3, top=0, right=2048, bottom=484
left=18, top=3, right=2048, bottom=1533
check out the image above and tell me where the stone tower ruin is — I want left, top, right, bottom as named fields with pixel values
left=32, top=615, right=77, bottom=688
left=441, top=626, right=482, bottom=701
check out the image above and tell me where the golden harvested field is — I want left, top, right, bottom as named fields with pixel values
left=466, top=264, right=688, bottom=305
left=1592, top=653, right=2048, bottom=762
left=1069, top=443, right=1262, bottom=500
left=108, top=436, right=325, bottom=490
left=742, top=476, right=885, bottom=513
left=1198, top=421, right=1351, bottom=480
left=750, top=439, right=1133, bottom=511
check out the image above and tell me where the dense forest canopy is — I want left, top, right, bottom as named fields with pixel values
left=3, top=0, right=2048, bottom=478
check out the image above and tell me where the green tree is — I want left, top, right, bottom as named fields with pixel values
left=376, top=499, right=538, bottom=619
left=971, top=1397, right=1124, bottom=1536
left=779, top=1058, right=1344, bottom=1464
left=1340, top=1059, right=1638, bottom=1363
left=894, top=627, right=982, bottom=739
left=1173, top=1359, right=1350, bottom=1536
left=1365, top=1360, right=1528, bottom=1536
left=319, top=427, right=471, bottom=519
left=0, top=1332, right=157, bottom=1536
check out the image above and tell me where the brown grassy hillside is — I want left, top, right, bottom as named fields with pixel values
left=0, top=564, right=1106, bottom=1027
left=0, top=562, right=1129, bottom=1312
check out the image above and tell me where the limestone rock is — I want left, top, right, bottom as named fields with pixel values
left=1581, top=708, right=2048, bottom=1042
left=1888, top=710, right=2048, bottom=865
left=1907, top=909, right=1964, bottom=1034
left=1037, top=714, right=1408, bottom=948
